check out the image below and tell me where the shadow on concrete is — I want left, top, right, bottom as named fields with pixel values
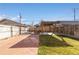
left=10, top=34, right=39, bottom=48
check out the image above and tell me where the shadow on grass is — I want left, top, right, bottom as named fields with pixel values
left=10, top=34, right=39, bottom=48
left=58, top=34, right=79, bottom=41
left=39, top=35, right=72, bottom=47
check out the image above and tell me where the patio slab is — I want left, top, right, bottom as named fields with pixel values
left=0, top=34, right=39, bottom=55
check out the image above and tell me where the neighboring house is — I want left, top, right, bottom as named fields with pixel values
left=39, top=21, right=79, bottom=37
left=28, top=24, right=40, bottom=34
left=0, top=19, right=28, bottom=40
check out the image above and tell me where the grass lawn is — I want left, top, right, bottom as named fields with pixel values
left=38, top=34, right=79, bottom=55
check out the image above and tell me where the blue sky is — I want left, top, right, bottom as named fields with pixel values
left=0, top=3, right=79, bottom=24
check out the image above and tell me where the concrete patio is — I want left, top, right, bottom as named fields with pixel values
left=0, top=34, right=39, bottom=55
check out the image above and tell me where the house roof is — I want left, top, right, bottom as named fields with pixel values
left=0, top=19, right=27, bottom=27
left=41, top=21, right=79, bottom=25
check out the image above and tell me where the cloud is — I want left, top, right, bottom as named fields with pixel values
left=0, top=15, right=9, bottom=20
left=11, top=17, right=30, bottom=24
left=0, top=15, right=38, bottom=25
left=10, top=15, right=18, bottom=20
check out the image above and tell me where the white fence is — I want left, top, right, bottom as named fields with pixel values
left=0, top=25, right=27, bottom=40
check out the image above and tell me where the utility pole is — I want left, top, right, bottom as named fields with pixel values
left=11, top=25, right=13, bottom=37
left=31, top=19, right=34, bottom=28
left=19, top=13, right=22, bottom=35
left=74, top=8, right=76, bottom=21
left=74, top=8, right=76, bottom=35
left=31, top=19, right=34, bottom=32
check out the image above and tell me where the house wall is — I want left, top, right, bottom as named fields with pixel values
left=20, top=26, right=28, bottom=34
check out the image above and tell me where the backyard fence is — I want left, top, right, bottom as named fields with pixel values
left=0, top=25, right=27, bottom=40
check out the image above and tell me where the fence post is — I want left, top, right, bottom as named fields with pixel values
left=11, top=26, right=13, bottom=37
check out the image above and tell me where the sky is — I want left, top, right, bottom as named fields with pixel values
left=0, top=3, right=79, bottom=25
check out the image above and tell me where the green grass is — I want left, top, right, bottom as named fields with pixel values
left=38, top=34, right=79, bottom=55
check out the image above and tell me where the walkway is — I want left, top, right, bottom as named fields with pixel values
left=0, top=34, right=39, bottom=55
